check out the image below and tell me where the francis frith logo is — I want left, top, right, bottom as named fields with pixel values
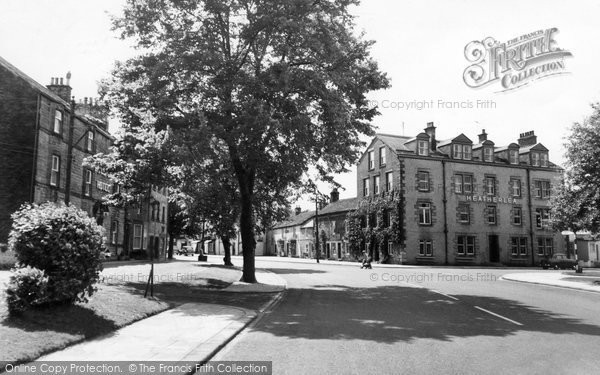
left=463, top=28, right=572, bottom=92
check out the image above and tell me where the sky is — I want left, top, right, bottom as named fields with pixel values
left=2, top=0, right=600, bottom=209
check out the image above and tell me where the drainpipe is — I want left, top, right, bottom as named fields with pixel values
left=442, top=160, right=449, bottom=265
left=526, top=168, right=535, bottom=266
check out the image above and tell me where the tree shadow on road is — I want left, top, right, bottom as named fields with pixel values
left=251, top=285, right=600, bottom=343
left=260, top=267, right=327, bottom=275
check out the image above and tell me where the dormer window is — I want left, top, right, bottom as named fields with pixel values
left=483, top=147, right=493, bottom=162
left=86, top=131, right=95, bottom=152
left=531, top=152, right=540, bottom=166
left=540, top=153, right=548, bottom=167
left=453, top=144, right=472, bottom=160
left=417, top=140, right=429, bottom=156
left=509, top=150, right=519, bottom=165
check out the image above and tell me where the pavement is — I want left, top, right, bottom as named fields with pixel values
left=34, top=268, right=286, bottom=369
left=501, top=270, right=600, bottom=293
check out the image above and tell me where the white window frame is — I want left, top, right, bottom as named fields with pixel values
left=368, top=150, right=374, bottom=170
left=486, top=205, right=497, bottom=225
left=133, top=224, right=143, bottom=249
left=86, top=131, right=94, bottom=152
left=417, top=171, right=430, bottom=192
left=385, top=171, right=393, bottom=192
left=457, top=235, right=475, bottom=256
left=417, top=140, right=429, bottom=156
left=452, top=144, right=463, bottom=159
left=540, top=153, right=548, bottom=167
left=50, top=155, right=60, bottom=187
left=510, top=178, right=521, bottom=197
left=531, top=152, right=540, bottom=166
left=418, top=202, right=432, bottom=225
left=463, top=145, right=472, bottom=160
left=363, top=178, right=369, bottom=197
left=458, top=204, right=470, bottom=223
left=379, top=146, right=386, bottom=166
left=509, top=149, right=519, bottom=165
left=485, top=176, right=496, bottom=195
left=483, top=147, right=493, bottom=162
left=419, top=240, right=433, bottom=256
left=84, top=169, right=93, bottom=196
left=512, top=207, right=522, bottom=225
left=374, top=175, right=380, bottom=195
left=54, top=110, right=63, bottom=134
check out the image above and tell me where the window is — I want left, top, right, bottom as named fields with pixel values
left=531, top=152, right=540, bottom=166
left=462, top=145, right=472, bottom=160
left=50, top=155, right=60, bottom=187
left=512, top=207, right=522, bottom=225
left=535, top=208, right=551, bottom=229
left=510, top=178, right=521, bottom=197
left=363, top=178, right=369, bottom=197
left=511, top=237, right=528, bottom=256
left=385, top=172, right=393, bottom=192
left=483, top=147, right=494, bottom=162
left=534, top=180, right=551, bottom=199
left=457, top=235, right=475, bottom=256
left=509, top=150, right=519, bottom=165
left=537, top=237, right=553, bottom=256
left=417, top=140, right=429, bottom=156
left=458, top=204, right=470, bottom=223
left=452, top=144, right=463, bottom=159
left=484, top=176, right=496, bottom=195
left=162, top=207, right=166, bottom=223
left=419, top=240, right=433, bottom=256
left=54, top=110, right=63, bottom=134
left=368, top=150, right=374, bottom=170
left=388, top=210, right=394, bottom=228
left=84, top=169, right=92, bottom=196
left=418, top=202, right=432, bottom=225
left=540, top=153, right=548, bottom=167
left=133, top=224, right=143, bottom=249
left=417, top=171, right=430, bottom=192
left=454, top=174, right=473, bottom=194
left=379, top=146, right=386, bottom=166
left=486, top=205, right=497, bottom=225
left=110, top=220, right=119, bottom=245
left=86, top=131, right=94, bottom=152
left=373, top=175, right=380, bottom=195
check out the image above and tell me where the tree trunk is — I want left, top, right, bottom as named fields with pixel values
left=239, top=189, right=257, bottom=282
left=221, top=235, right=234, bottom=266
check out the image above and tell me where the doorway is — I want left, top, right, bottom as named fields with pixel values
left=489, top=235, right=500, bottom=263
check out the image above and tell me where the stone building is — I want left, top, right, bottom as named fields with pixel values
left=0, top=56, right=166, bottom=262
left=355, top=122, right=565, bottom=266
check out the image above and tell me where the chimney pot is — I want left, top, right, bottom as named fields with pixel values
left=478, top=129, right=487, bottom=143
left=424, top=121, right=436, bottom=151
left=330, top=188, right=340, bottom=203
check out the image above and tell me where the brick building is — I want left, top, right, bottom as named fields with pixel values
left=355, top=122, right=565, bottom=266
left=0, top=56, right=167, bottom=261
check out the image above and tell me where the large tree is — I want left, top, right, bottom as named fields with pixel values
left=551, top=103, right=600, bottom=233
left=105, top=0, right=389, bottom=282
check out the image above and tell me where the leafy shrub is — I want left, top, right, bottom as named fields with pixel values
left=5, top=266, right=49, bottom=314
left=7, top=203, right=105, bottom=310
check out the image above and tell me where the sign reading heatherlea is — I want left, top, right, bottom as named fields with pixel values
left=463, top=28, right=572, bottom=92
left=463, top=195, right=519, bottom=204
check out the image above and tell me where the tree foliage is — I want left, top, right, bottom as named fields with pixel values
left=552, top=103, right=600, bottom=233
left=106, top=0, right=389, bottom=281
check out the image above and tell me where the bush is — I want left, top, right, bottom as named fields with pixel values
left=5, top=266, right=49, bottom=314
left=7, top=203, right=105, bottom=310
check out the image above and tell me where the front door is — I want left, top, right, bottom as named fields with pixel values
left=489, top=235, right=500, bottom=263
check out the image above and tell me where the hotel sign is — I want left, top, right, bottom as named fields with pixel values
left=463, top=195, right=519, bottom=204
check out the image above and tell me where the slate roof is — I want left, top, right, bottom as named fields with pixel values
left=376, top=133, right=412, bottom=152
left=0, top=55, right=69, bottom=107
left=318, top=197, right=359, bottom=215
left=272, top=210, right=315, bottom=229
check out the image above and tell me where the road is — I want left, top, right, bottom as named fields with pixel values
left=212, top=257, right=600, bottom=375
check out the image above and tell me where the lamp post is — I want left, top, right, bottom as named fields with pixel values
left=315, top=194, right=320, bottom=263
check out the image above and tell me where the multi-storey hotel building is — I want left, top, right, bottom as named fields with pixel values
left=356, top=122, right=564, bottom=266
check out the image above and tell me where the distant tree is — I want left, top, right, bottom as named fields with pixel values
left=106, top=0, right=389, bottom=282
left=551, top=103, right=600, bottom=233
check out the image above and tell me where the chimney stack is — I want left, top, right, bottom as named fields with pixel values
left=46, top=73, right=72, bottom=103
left=295, top=206, right=301, bottom=215
left=518, top=130, right=537, bottom=147
left=330, top=188, right=339, bottom=203
left=478, top=129, right=487, bottom=143
left=424, top=121, right=436, bottom=151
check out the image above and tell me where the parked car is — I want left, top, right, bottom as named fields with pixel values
left=176, top=247, right=192, bottom=256
left=541, top=253, right=577, bottom=270
left=101, top=249, right=112, bottom=260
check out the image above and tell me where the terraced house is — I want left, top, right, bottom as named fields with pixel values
left=0, top=56, right=167, bottom=262
left=356, top=122, right=565, bottom=266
